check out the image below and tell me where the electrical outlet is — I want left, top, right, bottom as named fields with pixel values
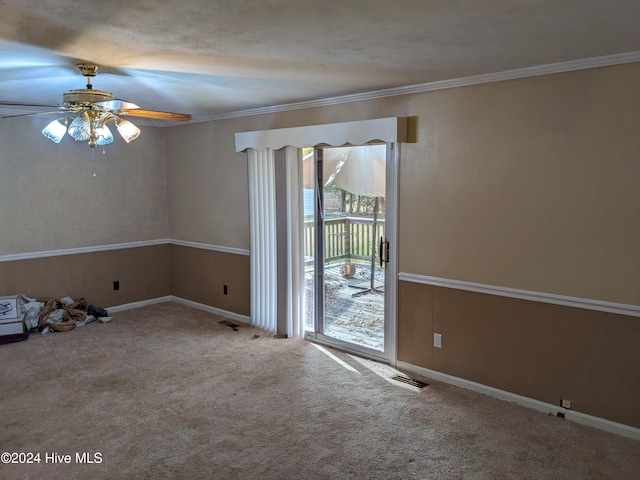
left=434, top=333, right=442, bottom=348
left=223, top=284, right=228, bottom=295
left=561, top=399, right=571, bottom=409
left=113, top=280, right=120, bottom=291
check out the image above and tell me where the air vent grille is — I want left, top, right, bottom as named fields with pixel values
left=390, top=374, right=428, bottom=389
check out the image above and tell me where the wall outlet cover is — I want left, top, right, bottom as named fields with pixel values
left=434, top=333, right=442, bottom=348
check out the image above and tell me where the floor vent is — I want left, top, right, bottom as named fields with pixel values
left=390, top=374, right=429, bottom=389
left=218, top=320, right=240, bottom=331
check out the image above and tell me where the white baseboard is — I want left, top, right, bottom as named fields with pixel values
left=107, top=296, right=172, bottom=313
left=169, top=296, right=251, bottom=324
left=107, top=295, right=250, bottom=325
left=396, top=361, right=640, bottom=441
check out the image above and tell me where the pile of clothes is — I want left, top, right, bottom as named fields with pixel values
left=20, top=295, right=110, bottom=334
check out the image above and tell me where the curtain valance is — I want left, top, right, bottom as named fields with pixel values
left=234, top=117, right=407, bottom=152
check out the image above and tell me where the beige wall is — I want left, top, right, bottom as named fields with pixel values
left=4, top=65, right=636, bottom=307
left=398, top=281, right=640, bottom=428
left=397, top=64, right=640, bottom=305
left=0, top=245, right=171, bottom=308
left=170, top=245, right=250, bottom=316
left=0, top=115, right=252, bottom=316
left=165, top=120, right=250, bottom=249
left=0, top=116, right=170, bottom=255
left=167, top=62, right=640, bottom=306
left=0, top=117, right=171, bottom=309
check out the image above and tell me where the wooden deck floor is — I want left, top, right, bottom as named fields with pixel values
left=305, top=262, right=385, bottom=351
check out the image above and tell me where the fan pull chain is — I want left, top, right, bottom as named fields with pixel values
left=92, top=148, right=97, bottom=177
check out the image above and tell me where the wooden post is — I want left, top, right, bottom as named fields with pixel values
left=345, top=217, right=351, bottom=260
left=370, top=197, right=379, bottom=292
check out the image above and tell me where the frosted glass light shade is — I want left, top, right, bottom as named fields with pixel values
left=42, top=118, right=68, bottom=143
left=96, top=124, right=114, bottom=145
left=67, top=115, right=91, bottom=141
left=116, top=119, right=141, bottom=143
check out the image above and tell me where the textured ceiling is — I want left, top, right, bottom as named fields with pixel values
left=1, top=0, right=639, bottom=123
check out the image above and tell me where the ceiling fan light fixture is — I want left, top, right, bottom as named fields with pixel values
left=116, top=119, right=141, bottom=143
left=9, top=64, right=189, bottom=149
left=96, top=123, right=114, bottom=146
left=67, top=113, right=91, bottom=141
left=42, top=118, right=68, bottom=143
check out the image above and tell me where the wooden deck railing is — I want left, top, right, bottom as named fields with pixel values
left=304, top=216, right=385, bottom=265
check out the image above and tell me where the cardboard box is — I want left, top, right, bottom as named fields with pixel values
left=0, top=295, right=19, bottom=320
left=0, top=319, right=25, bottom=335
left=0, top=315, right=28, bottom=344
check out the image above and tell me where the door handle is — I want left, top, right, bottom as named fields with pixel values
left=379, top=237, right=390, bottom=267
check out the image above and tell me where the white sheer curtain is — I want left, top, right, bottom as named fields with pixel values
left=248, top=148, right=277, bottom=331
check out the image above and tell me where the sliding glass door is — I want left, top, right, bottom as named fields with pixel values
left=303, top=144, right=396, bottom=361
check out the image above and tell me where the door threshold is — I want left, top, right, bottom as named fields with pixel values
left=304, top=332, right=389, bottom=364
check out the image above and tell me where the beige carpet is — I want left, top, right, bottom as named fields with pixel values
left=0, top=302, right=638, bottom=479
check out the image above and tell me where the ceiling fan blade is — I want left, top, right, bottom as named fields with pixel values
left=0, top=102, right=61, bottom=109
left=0, top=110, right=64, bottom=119
left=120, top=109, right=191, bottom=122
left=96, top=99, right=140, bottom=111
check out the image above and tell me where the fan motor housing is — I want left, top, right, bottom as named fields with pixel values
left=63, top=89, right=115, bottom=107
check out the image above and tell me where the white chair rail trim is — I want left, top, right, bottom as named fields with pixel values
left=170, top=239, right=250, bottom=256
left=0, top=239, right=170, bottom=262
left=0, top=239, right=250, bottom=262
left=398, top=272, right=640, bottom=318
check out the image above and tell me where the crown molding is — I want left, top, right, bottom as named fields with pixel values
left=187, top=51, right=640, bottom=124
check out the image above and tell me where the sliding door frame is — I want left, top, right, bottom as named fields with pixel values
left=305, top=142, right=399, bottom=365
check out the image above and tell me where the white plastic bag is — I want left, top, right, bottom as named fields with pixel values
left=22, top=301, right=44, bottom=330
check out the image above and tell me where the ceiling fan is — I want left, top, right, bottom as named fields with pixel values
left=0, top=63, right=192, bottom=148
